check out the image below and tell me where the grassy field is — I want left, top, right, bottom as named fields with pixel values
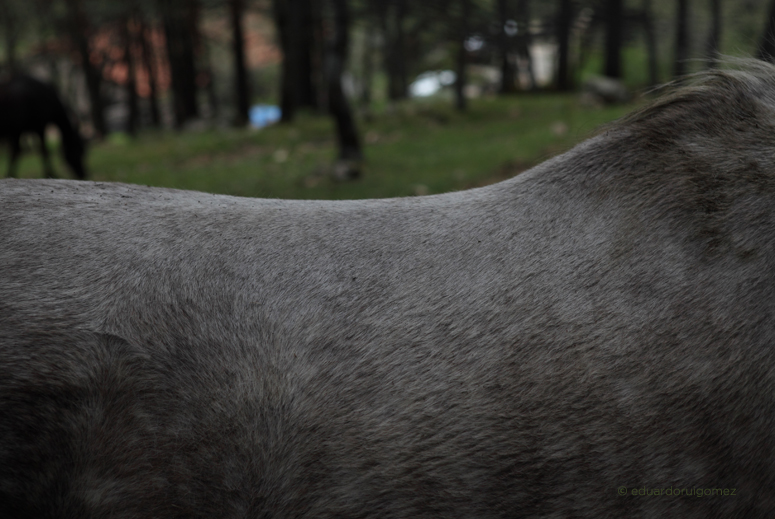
left=4, top=93, right=638, bottom=200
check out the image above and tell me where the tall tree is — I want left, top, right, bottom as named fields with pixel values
left=325, top=0, right=361, bottom=173
left=642, top=0, right=659, bottom=85
left=455, top=0, right=470, bottom=111
left=120, top=14, right=139, bottom=135
left=515, top=0, right=535, bottom=90
left=673, top=0, right=690, bottom=77
left=274, top=0, right=321, bottom=120
left=274, top=0, right=299, bottom=121
left=757, top=0, right=775, bottom=62
left=199, top=15, right=218, bottom=119
left=0, top=0, right=20, bottom=72
left=360, top=18, right=377, bottom=108
left=65, top=0, right=107, bottom=137
left=229, top=0, right=250, bottom=126
left=705, top=0, right=721, bottom=68
left=381, top=0, right=408, bottom=101
left=498, top=0, right=517, bottom=94
left=298, top=0, right=323, bottom=110
left=556, top=0, right=573, bottom=90
left=604, top=0, right=623, bottom=78
left=162, top=0, right=199, bottom=127
left=138, top=13, right=161, bottom=128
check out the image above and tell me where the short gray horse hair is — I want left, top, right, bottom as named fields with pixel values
left=2, top=60, right=775, bottom=518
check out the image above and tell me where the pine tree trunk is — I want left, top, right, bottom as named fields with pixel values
left=121, top=15, right=139, bottom=135
left=66, top=0, right=107, bottom=137
left=274, top=0, right=300, bottom=122
left=515, top=0, right=535, bottom=90
left=455, top=0, right=470, bottom=111
left=556, top=0, right=573, bottom=90
left=498, top=0, right=517, bottom=94
left=383, top=0, right=407, bottom=101
left=604, top=0, right=623, bottom=78
left=1, top=2, right=18, bottom=73
left=138, top=16, right=161, bottom=128
left=705, top=0, right=721, bottom=68
left=298, top=0, right=323, bottom=110
left=326, top=0, right=361, bottom=170
left=673, top=0, right=690, bottom=77
left=642, top=0, right=659, bottom=85
left=360, top=22, right=376, bottom=108
left=229, top=0, right=250, bottom=126
left=162, top=0, right=199, bottom=128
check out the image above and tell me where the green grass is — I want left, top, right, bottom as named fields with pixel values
left=5, top=94, right=637, bottom=200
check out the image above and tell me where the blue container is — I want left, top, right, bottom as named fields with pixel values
left=249, top=105, right=282, bottom=128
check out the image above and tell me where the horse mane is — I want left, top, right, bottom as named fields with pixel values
left=575, top=58, right=775, bottom=258
left=614, top=58, right=775, bottom=137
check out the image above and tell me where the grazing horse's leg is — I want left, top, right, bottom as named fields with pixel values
left=37, top=128, right=56, bottom=179
left=7, top=134, right=21, bottom=178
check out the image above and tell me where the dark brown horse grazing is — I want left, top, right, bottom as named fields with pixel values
left=0, top=75, right=86, bottom=179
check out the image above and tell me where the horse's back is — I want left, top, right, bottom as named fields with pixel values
left=7, top=61, right=775, bottom=517
left=3, top=170, right=775, bottom=517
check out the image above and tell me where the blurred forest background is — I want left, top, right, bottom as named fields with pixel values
left=1, top=0, right=774, bottom=199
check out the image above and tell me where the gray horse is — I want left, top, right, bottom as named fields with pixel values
left=2, top=62, right=775, bottom=518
